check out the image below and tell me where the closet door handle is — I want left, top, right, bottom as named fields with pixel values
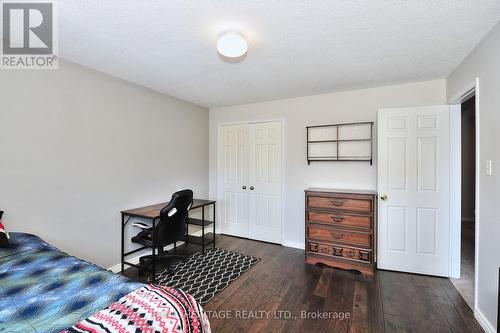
left=250, top=186, right=254, bottom=190
left=242, top=185, right=247, bottom=190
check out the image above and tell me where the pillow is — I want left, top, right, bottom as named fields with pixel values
left=0, top=211, right=10, bottom=248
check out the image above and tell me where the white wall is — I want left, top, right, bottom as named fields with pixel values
left=209, top=79, right=446, bottom=247
left=448, top=22, right=500, bottom=332
left=0, top=60, right=209, bottom=268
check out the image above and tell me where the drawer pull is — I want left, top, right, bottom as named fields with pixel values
left=335, top=232, right=344, bottom=239
left=309, top=243, right=318, bottom=252
left=331, top=216, right=345, bottom=223
left=320, top=247, right=330, bottom=254
left=346, top=250, right=355, bottom=257
left=331, top=200, right=345, bottom=207
left=359, top=251, right=370, bottom=261
left=333, top=247, right=343, bottom=256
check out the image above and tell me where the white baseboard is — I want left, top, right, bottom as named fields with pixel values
left=107, top=253, right=142, bottom=273
left=282, top=240, right=305, bottom=250
left=108, top=230, right=206, bottom=273
left=474, top=307, right=496, bottom=333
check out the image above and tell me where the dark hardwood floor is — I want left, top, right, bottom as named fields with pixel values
left=122, top=235, right=483, bottom=333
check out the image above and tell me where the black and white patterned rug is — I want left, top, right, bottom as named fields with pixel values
left=149, top=248, right=260, bottom=304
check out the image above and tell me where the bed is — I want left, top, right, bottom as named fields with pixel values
left=0, top=233, right=210, bottom=333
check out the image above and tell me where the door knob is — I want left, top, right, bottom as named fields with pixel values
left=250, top=186, right=254, bottom=190
left=380, top=194, right=388, bottom=201
left=242, top=185, right=247, bottom=190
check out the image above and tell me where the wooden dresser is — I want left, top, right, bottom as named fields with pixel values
left=305, top=188, right=377, bottom=274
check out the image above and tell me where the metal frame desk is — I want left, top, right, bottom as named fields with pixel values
left=120, top=199, right=216, bottom=281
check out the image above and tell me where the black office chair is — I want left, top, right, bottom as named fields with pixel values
left=131, top=189, right=193, bottom=277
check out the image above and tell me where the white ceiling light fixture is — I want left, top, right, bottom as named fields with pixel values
left=217, top=32, right=248, bottom=58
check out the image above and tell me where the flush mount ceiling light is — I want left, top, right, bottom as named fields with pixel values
left=217, top=32, right=247, bottom=58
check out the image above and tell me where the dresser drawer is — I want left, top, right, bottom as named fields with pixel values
left=308, top=241, right=372, bottom=263
left=307, top=211, right=371, bottom=229
left=307, top=195, right=372, bottom=213
left=308, top=224, right=371, bottom=247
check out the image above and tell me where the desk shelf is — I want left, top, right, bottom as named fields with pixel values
left=186, top=232, right=215, bottom=247
left=186, top=201, right=216, bottom=251
left=187, top=217, right=214, bottom=227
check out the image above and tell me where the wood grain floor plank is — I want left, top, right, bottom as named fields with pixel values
left=350, top=280, right=369, bottom=332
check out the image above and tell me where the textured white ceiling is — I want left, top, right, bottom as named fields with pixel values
left=59, top=1, right=500, bottom=107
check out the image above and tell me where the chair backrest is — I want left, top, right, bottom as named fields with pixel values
left=155, top=189, right=193, bottom=247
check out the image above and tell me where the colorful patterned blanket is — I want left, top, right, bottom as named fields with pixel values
left=0, top=233, right=144, bottom=333
left=63, top=284, right=211, bottom=333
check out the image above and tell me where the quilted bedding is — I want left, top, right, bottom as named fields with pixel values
left=63, top=284, right=210, bottom=333
left=0, top=233, right=210, bottom=333
left=0, top=233, right=143, bottom=333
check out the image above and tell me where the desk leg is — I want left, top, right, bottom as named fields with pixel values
left=185, top=214, right=189, bottom=246
left=213, top=202, right=216, bottom=249
left=152, top=217, right=156, bottom=283
left=202, top=206, right=205, bottom=254
left=121, top=214, right=125, bottom=273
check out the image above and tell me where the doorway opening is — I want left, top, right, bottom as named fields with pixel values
left=451, top=95, right=476, bottom=309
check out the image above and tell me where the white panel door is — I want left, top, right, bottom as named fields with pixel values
left=248, top=122, right=282, bottom=244
left=378, top=106, right=451, bottom=277
left=218, top=124, right=249, bottom=238
left=218, top=121, right=282, bottom=244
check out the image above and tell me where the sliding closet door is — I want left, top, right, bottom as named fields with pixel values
left=218, top=124, right=250, bottom=238
left=248, top=122, right=282, bottom=244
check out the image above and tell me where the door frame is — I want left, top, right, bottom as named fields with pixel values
left=448, top=78, right=480, bottom=311
left=216, top=118, right=285, bottom=245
